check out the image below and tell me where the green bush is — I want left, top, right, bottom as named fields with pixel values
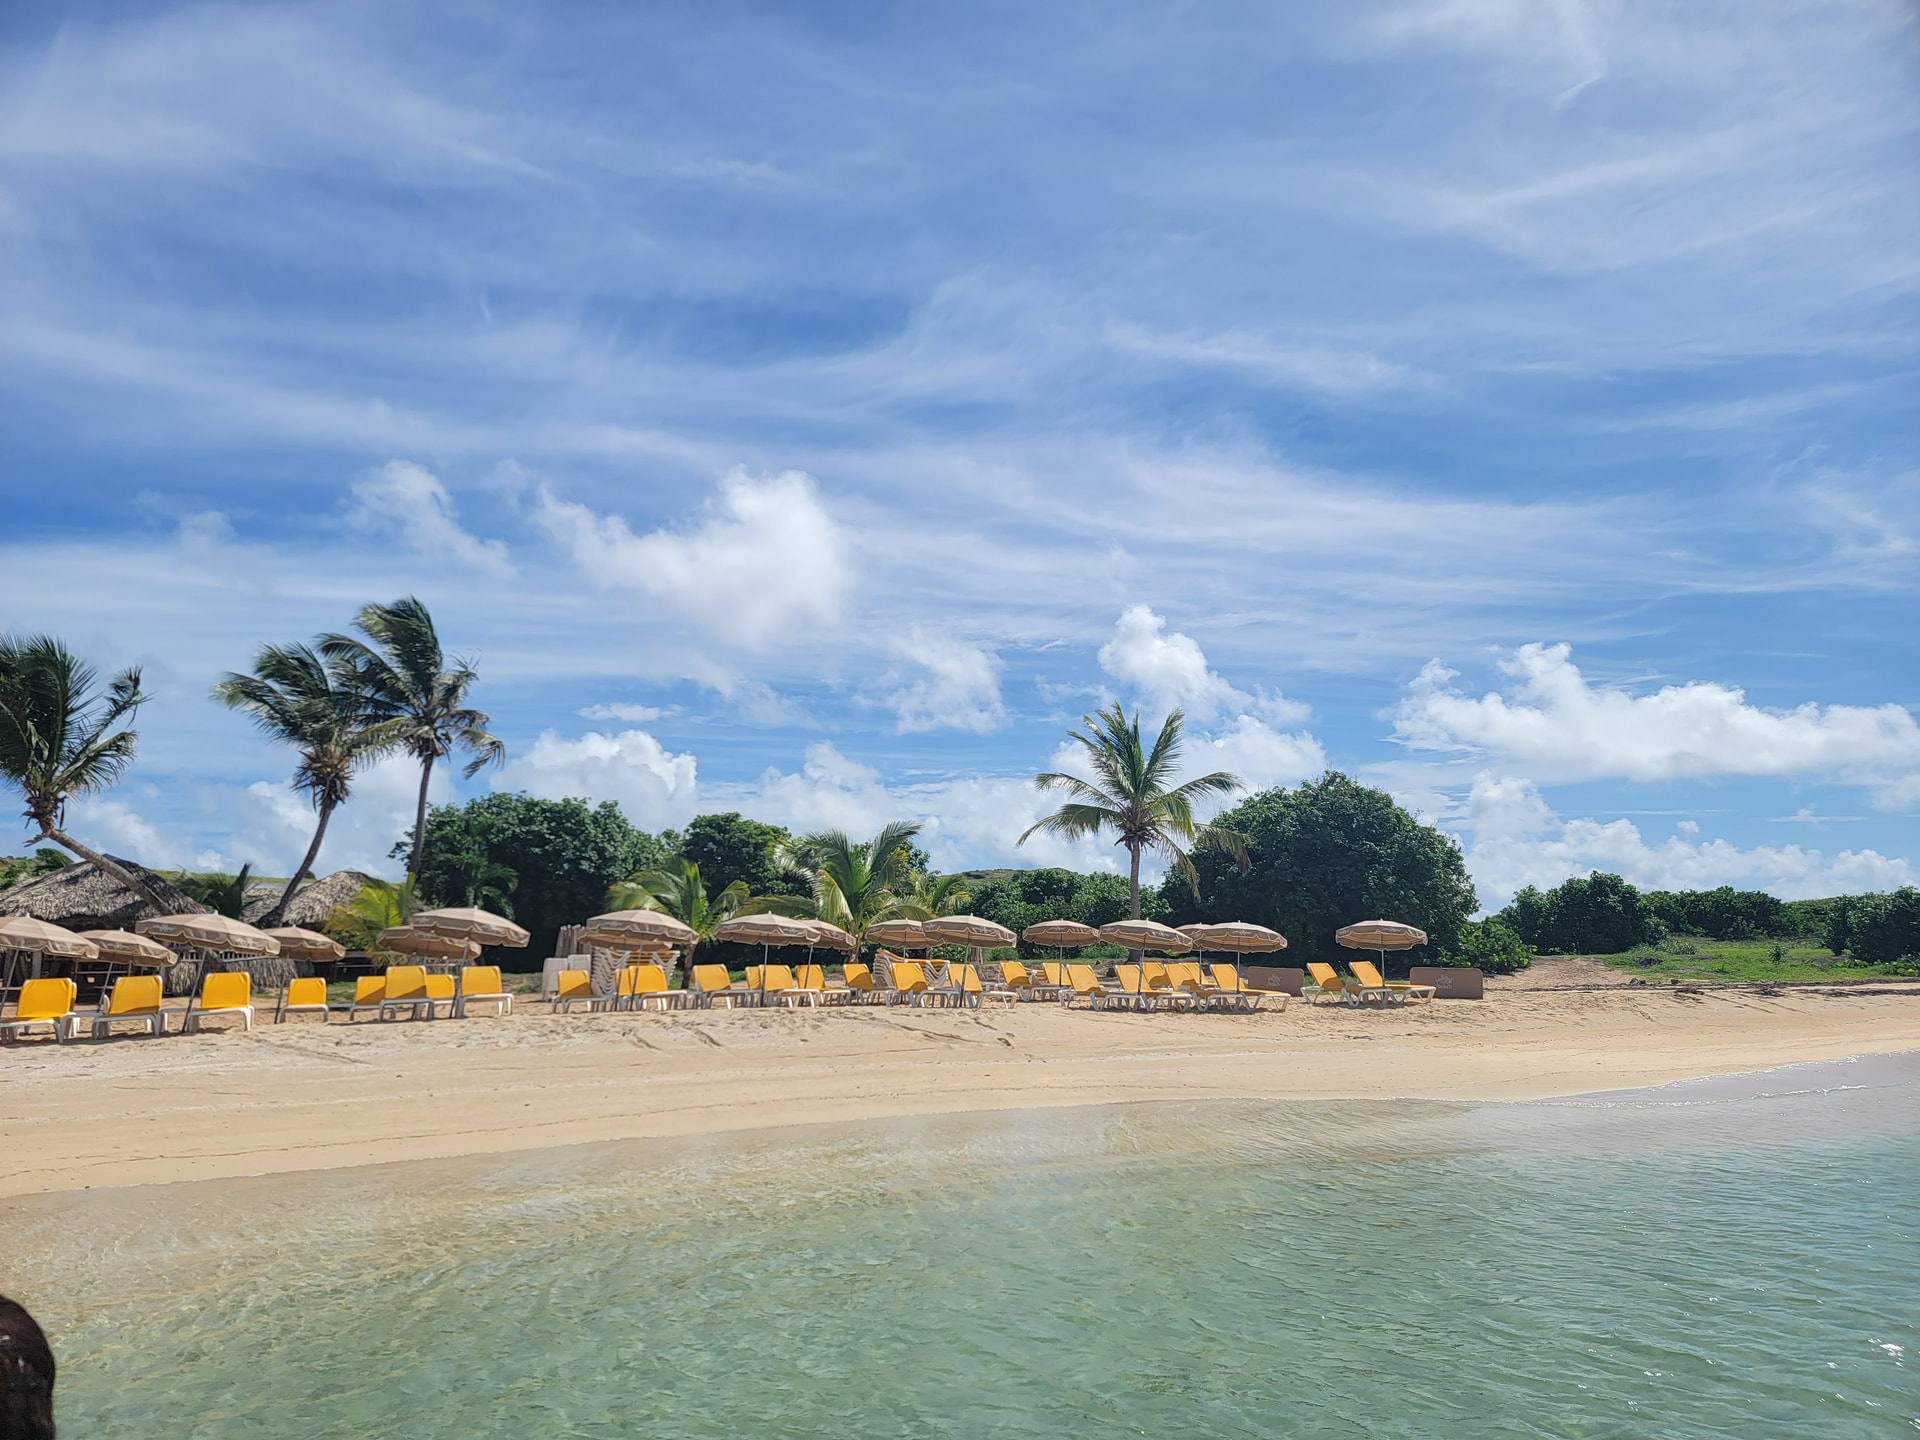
left=1450, top=919, right=1532, bottom=975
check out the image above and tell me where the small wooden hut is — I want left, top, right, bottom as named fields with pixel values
left=0, top=856, right=204, bottom=931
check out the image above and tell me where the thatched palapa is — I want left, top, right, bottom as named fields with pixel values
left=242, top=870, right=377, bottom=929
left=0, top=857, right=205, bottom=931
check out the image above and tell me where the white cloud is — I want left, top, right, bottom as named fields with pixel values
left=577, top=702, right=664, bottom=723
left=1103, top=322, right=1424, bottom=397
left=346, top=460, right=514, bottom=577
left=536, top=469, right=849, bottom=649
left=1459, top=774, right=1914, bottom=911
left=1187, top=715, right=1328, bottom=795
left=1097, top=605, right=1309, bottom=724
left=885, top=629, right=1005, bottom=734
left=496, top=727, right=700, bottom=832
left=1396, top=643, right=1920, bottom=801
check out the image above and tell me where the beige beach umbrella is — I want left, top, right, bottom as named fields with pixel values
left=377, top=926, right=483, bottom=961
left=922, top=915, right=1016, bottom=948
left=1188, top=922, right=1288, bottom=954
left=795, top=918, right=856, bottom=953
left=411, top=907, right=530, bottom=948
left=865, top=918, right=929, bottom=949
left=1098, top=919, right=1192, bottom=954
left=713, top=912, right=815, bottom=1000
left=137, top=913, right=280, bottom=956
left=265, top=927, right=347, bottom=962
left=75, top=930, right=177, bottom=967
left=1022, top=919, right=1100, bottom=949
left=584, top=908, right=698, bottom=948
left=1336, top=919, right=1427, bottom=982
left=0, top=916, right=101, bottom=960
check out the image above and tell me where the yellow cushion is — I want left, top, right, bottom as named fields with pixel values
left=106, top=975, right=162, bottom=1015
left=286, top=977, right=327, bottom=1007
left=460, top=966, right=503, bottom=996
left=14, top=977, right=75, bottom=1022
left=198, top=972, right=251, bottom=1010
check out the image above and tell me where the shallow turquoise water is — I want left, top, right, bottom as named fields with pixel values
left=8, top=1056, right=1919, bottom=1437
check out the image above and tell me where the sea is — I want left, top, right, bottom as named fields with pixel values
left=6, top=1053, right=1917, bottom=1438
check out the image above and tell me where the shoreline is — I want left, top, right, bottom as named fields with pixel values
left=5, top=985, right=1919, bottom=1198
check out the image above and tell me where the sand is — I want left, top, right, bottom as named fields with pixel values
left=4, top=969, right=1918, bottom=1197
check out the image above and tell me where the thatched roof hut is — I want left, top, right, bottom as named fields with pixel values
left=0, top=857, right=205, bottom=930
left=242, top=870, right=377, bottom=929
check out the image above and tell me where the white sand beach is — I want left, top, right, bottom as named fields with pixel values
left=6, top=972, right=1917, bottom=1198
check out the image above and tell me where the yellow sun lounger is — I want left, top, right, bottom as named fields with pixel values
left=612, top=963, right=672, bottom=1013
left=347, top=975, right=386, bottom=1021
left=379, top=965, right=435, bottom=1021
left=1208, top=963, right=1288, bottom=1012
left=457, top=965, right=514, bottom=1018
left=1348, top=959, right=1435, bottom=1003
left=886, top=958, right=931, bottom=1006
left=276, top=976, right=331, bottom=1024
left=2, top=977, right=78, bottom=1042
left=689, top=963, right=742, bottom=1009
left=91, top=974, right=168, bottom=1038
left=1305, top=962, right=1356, bottom=1004
left=1065, top=963, right=1116, bottom=1008
left=554, top=968, right=598, bottom=1013
left=184, top=971, right=253, bottom=1033
left=840, top=962, right=888, bottom=1005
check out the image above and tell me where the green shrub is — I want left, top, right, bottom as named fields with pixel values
left=1451, top=919, right=1532, bottom=975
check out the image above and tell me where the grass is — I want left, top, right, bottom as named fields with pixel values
left=1600, top=937, right=1913, bottom=985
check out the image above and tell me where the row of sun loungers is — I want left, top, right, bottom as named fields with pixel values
left=1, top=956, right=1436, bottom=1042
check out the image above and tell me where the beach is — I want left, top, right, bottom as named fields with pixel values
left=7, top=971, right=1918, bottom=1197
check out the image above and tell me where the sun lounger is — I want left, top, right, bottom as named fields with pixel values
left=840, top=962, right=888, bottom=1005
left=346, top=975, right=386, bottom=1021
left=378, top=965, right=435, bottom=1021
left=1065, top=962, right=1117, bottom=1008
left=2, top=978, right=78, bottom=1042
left=423, top=971, right=458, bottom=1018
left=1036, top=961, right=1077, bottom=1002
left=91, top=974, right=167, bottom=1038
left=1140, top=960, right=1194, bottom=1010
left=1208, top=963, right=1287, bottom=1012
left=688, top=963, right=742, bottom=1009
left=457, top=965, right=514, bottom=1018
left=184, top=971, right=253, bottom=1033
left=1305, top=962, right=1357, bottom=1004
left=1348, top=959, right=1435, bottom=1003
left=992, top=959, right=1048, bottom=1001
left=887, top=959, right=931, bottom=1006
left=275, top=976, right=331, bottom=1023
left=554, top=968, right=599, bottom=1013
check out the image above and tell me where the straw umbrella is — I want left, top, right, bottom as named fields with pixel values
left=712, top=912, right=814, bottom=1001
left=1335, top=919, right=1427, bottom=983
left=0, top=916, right=100, bottom=996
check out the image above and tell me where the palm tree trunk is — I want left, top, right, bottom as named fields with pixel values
left=406, top=753, right=436, bottom=876
left=1128, top=845, right=1141, bottom=920
left=39, top=827, right=186, bottom=915
left=264, top=800, right=335, bottom=927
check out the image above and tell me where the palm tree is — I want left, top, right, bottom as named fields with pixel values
left=170, top=863, right=256, bottom=920
left=773, top=820, right=936, bottom=947
left=441, top=848, right=517, bottom=915
left=903, top=869, right=971, bottom=918
left=324, top=875, right=420, bottom=960
left=0, top=634, right=184, bottom=914
left=319, top=597, right=506, bottom=877
left=213, top=642, right=404, bottom=925
left=606, top=856, right=753, bottom=953
left=1020, top=703, right=1248, bottom=921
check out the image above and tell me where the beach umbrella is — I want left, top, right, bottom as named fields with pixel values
left=865, top=918, right=929, bottom=949
left=75, top=930, right=178, bottom=967
left=377, top=926, right=483, bottom=961
left=1187, top=922, right=1288, bottom=954
left=583, top=909, right=698, bottom=948
left=713, top=912, right=815, bottom=1000
left=265, top=927, right=347, bottom=962
left=1022, top=919, right=1100, bottom=949
left=411, top=907, right=530, bottom=948
left=924, top=916, right=1016, bottom=994
left=795, top=918, right=856, bottom=952
left=0, top=916, right=101, bottom=959
left=0, top=917, right=100, bottom=995
left=1098, top=919, right=1192, bottom=954
left=1335, top=919, right=1427, bottom=983
left=137, top=913, right=280, bottom=956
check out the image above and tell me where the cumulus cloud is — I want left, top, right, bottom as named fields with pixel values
left=885, top=629, right=1005, bottom=734
left=346, top=460, right=514, bottom=576
left=1459, top=773, right=1914, bottom=911
left=1097, top=605, right=1309, bottom=724
left=536, top=469, right=849, bottom=648
left=1187, top=715, right=1328, bottom=794
left=496, top=727, right=700, bottom=832
left=1395, top=643, right=1920, bottom=802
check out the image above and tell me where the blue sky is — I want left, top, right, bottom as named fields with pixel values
left=2, top=1, right=1917, bottom=907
